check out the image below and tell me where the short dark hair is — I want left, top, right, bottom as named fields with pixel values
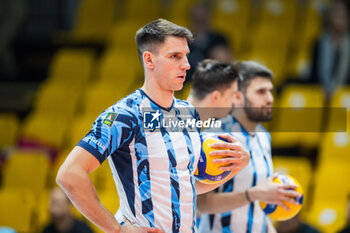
left=135, top=18, right=193, bottom=63
left=191, top=59, right=238, bottom=100
left=235, top=61, right=273, bottom=93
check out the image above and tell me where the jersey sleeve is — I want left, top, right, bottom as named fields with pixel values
left=77, top=107, right=136, bottom=164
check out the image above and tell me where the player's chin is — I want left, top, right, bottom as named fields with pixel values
left=173, top=83, right=184, bottom=91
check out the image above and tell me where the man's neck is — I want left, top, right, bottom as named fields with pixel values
left=141, top=81, right=174, bottom=109
left=188, top=97, right=212, bottom=121
left=232, top=110, right=258, bottom=134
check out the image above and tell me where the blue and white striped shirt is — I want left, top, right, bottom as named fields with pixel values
left=78, top=89, right=201, bottom=233
left=198, top=114, right=273, bottom=233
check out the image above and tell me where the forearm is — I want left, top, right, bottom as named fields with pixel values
left=57, top=163, right=121, bottom=233
left=195, top=167, right=242, bottom=195
left=197, top=190, right=250, bottom=214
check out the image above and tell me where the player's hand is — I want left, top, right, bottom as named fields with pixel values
left=249, top=173, right=302, bottom=211
left=209, top=133, right=250, bottom=172
left=121, top=219, right=164, bottom=233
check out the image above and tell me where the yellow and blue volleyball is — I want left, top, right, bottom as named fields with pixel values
left=194, top=134, right=232, bottom=184
left=260, top=174, right=304, bottom=221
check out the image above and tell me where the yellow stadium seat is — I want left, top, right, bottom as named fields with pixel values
left=21, top=112, right=70, bottom=149
left=271, top=85, right=324, bottom=148
left=318, top=132, right=350, bottom=165
left=247, top=0, right=298, bottom=81
left=47, top=48, right=95, bottom=87
left=3, top=149, right=50, bottom=197
left=107, top=22, right=143, bottom=51
left=124, top=0, right=161, bottom=23
left=168, top=0, right=202, bottom=28
left=307, top=199, right=348, bottom=233
left=21, top=77, right=87, bottom=149
left=81, top=51, right=142, bottom=116
left=0, top=113, right=19, bottom=150
left=69, top=0, right=117, bottom=43
left=245, top=47, right=288, bottom=86
left=258, top=0, right=297, bottom=39
left=82, top=81, right=129, bottom=117
left=0, top=189, right=37, bottom=232
left=212, top=0, right=251, bottom=56
left=272, top=156, right=313, bottom=213
left=66, top=113, right=96, bottom=148
left=96, top=51, right=141, bottom=88
left=33, top=82, right=80, bottom=119
left=327, top=87, right=350, bottom=132
left=307, top=161, right=349, bottom=233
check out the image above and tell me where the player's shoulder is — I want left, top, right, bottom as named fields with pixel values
left=257, top=124, right=271, bottom=137
left=257, top=123, right=271, bottom=144
left=97, top=90, right=143, bottom=126
left=220, top=115, right=240, bottom=131
left=174, top=98, right=199, bottom=116
left=174, top=98, right=193, bottom=107
left=109, top=89, right=143, bottom=115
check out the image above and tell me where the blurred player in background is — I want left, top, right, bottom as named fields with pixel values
left=42, top=187, right=93, bottom=233
left=187, top=58, right=250, bottom=175
left=197, top=61, right=302, bottom=233
left=187, top=59, right=238, bottom=121
left=56, top=19, right=249, bottom=233
left=309, top=0, right=350, bottom=100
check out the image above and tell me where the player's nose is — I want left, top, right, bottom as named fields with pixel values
left=181, top=56, right=190, bottom=71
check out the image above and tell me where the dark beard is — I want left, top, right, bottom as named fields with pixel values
left=243, top=98, right=272, bottom=122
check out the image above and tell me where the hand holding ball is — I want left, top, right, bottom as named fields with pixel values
left=194, top=134, right=233, bottom=184
left=260, top=174, right=304, bottom=221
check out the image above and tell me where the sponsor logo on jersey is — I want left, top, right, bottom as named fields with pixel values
left=103, top=112, right=118, bottom=127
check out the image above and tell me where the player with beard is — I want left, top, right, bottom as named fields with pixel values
left=196, top=61, right=302, bottom=233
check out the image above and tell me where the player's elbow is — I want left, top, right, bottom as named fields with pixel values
left=56, top=165, right=74, bottom=191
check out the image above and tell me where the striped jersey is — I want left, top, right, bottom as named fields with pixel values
left=78, top=89, right=201, bottom=233
left=198, top=114, right=273, bottom=233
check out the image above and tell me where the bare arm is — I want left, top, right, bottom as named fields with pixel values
left=197, top=189, right=250, bottom=213
left=56, top=146, right=122, bottom=233
left=197, top=175, right=302, bottom=214
left=56, top=146, right=163, bottom=233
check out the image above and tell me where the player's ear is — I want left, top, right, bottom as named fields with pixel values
left=143, top=51, right=154, bottom=69
left=233, top=90, right=244, bottom=107
left=211, top=90, right=221, bottom=103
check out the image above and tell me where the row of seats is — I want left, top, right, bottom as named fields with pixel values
left=18, top=49, right=95, bottom=151
left=270, top=86, right=350, bottom=149
left=59, top=0, right=329, bottom=86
